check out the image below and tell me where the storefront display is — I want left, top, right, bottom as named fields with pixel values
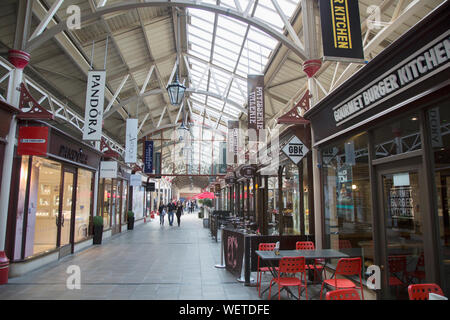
left=7, top=123, right=100, bottom=261
left=305, top=4, right=449, bottom=298
left=97, top=162, right=130, bottom=234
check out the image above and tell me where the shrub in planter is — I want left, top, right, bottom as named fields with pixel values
left=127, top=211, right=135, bottom=230
left=93, top=216, right=103, bottom=245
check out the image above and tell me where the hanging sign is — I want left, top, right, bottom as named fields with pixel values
left=428, top=107, right=443, bottom=148
left=155, top=152, right=161, bottom=178
left=319, top=0, right=364, bottom=63
left=146, top=182, right=155, bottom=192
left=333, top=32, right=450, bottom=126
left=17, top=126, right=49, bottom=156
left=130, top=174, right=142, bottom=187
left=281, top=135, right=309, bottom=165
left=144, top=140, right=154, bottom=173
left=247, top=74, right=265, bottom=137
left=83, top=70, right=106, bottom=141
left=227, top=120, right=239, bottom=164
left=125, top=118, right=138, bottom=163
left=100, top=161, right=117, bottom=178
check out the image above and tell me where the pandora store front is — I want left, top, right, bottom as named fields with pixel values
left=6, top=123, right=101, bottom=267
left=305, top=3, right=449, bottom=299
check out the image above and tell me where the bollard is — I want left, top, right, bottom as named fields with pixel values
left=214, top=225, right=226, bottom=268
left=0, top=251, right=9, bottom=285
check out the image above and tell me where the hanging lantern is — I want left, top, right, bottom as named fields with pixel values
left=167, top=73, right=186, bottom=106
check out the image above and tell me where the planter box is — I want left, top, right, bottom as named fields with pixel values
left=93, top=225, right=103, bottom=244
left=127, top=217, right=135, bottom=230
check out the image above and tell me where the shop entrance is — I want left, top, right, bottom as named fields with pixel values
left=58, top=167, right=77, bottom=258
left=375, top=157, right=428, bottom=299
left=111, top=179, right=121, bottom=235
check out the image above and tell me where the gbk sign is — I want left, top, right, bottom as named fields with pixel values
left=281, top=135, right=309, bottom=165
left=83, top=70, right=106, bottom=141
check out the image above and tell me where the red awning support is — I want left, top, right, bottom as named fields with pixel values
left=277, top=90, right=310, bottom=125
left=17, top=83, right=54, bottom=120
left=100, top=137, right=121, bottom=159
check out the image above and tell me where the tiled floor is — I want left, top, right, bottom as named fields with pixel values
left=0, top=212, right=319, bottom=300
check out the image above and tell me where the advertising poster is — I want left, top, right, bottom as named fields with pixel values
left=336, top=164, right=354, bottom=214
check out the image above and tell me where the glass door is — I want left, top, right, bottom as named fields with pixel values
left=58, top=169, right=76, bottom=257
left=111, top=179, right=120, bottom=235
left=377, top=160, right=427, bottom=299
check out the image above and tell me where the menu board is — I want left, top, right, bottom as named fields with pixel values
left=388, top=186, right=414, bottom=219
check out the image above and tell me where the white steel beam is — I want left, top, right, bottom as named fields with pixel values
left=29, top=0, right=65, bottom=41
left=104, top=74, right=129, bottom=113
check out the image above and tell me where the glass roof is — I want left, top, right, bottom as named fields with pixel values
left=166, top=0, right=300, bottom=173
left=185, top=0, right=299, bottom=126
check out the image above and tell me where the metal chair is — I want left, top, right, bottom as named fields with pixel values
left=325, top=288, right=361, bottom=300
left=257, top=243, right=279, bottom=297
left=295, top=241, right=326, bottom=281
left=408, top=283, right=444, bottom=300
left=320, top=257, right=364, bottom=300
left=268, top=256, right=308, bottom=300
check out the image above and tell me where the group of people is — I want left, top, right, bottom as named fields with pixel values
left=158, top=201, right=183, bottom=226
left=157, top=199, right=199, bottom=227
left=186, top=200, right=197, bottom=214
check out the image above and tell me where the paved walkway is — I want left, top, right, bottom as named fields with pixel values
left=0, top=212, right=268, bottom=300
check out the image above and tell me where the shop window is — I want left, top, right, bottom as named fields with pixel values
left=282, top=163, right=300, bottom=235
left=14, top=156, right=30, bottom=260
left=267, top=177, right=278, bottom=234
left=122, top=181, right=128, bottom=225
left=322, top=133, right=373, bottom=275
left=428, top=102, right=450, bottom=296
left=373, top=112, right=421, bottom=159
left=29, top=157, right=61, bottom=257
left=75, top=169, right=92, bottom=243
left=103, top=178, right=112, bottom=228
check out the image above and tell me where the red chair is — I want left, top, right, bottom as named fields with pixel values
left=295, top=241, right=326, bottom=281
left=257, top=243, right=279, bottom=297
left=268, top=256, right=308, bottom=300
left=407, top=252, right=425, bottom=283
left=408, top=283, right=444, bottom=300
left=320, top=257, right=364, bottom=300
left=339, top=240, right=352, bottom=249
left=388, top=255, right=408, bottom=297
left=325, top=289, right=361, bottom=300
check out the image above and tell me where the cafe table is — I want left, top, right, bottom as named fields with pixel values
left=255, top=249, right=361, bottom=300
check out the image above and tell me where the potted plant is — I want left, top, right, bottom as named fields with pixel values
left=93, top=216, right=103, bottom=245
left=198, top=199, right=204, bottom=219
left=127, top=211, right=135, bottom=230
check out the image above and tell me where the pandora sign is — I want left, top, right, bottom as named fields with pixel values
left=83, top=70, right=106, bottom=141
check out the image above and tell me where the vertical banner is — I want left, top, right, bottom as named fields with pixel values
left=319, top=0, right=364, bottom=63
left=247, top=74, right=265, bottom=137
left=83, top=70, right=106, bottom=141
left=227, top=120, right=239, bottom=165
left=155, top=152, right=161, bottom=178
left=144, top=140, right=154, bottom=173
left=248, top=74, right=265, bottom=165
left=428, top=107, right=443, bottom=148
left=219, top=141, right=227, bottom=173
left=125, top=118, right=138, bottom=163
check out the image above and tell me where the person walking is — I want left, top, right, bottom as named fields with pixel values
left=159, top=203, right=166, bottom=226
left=168, top=201, right=175, bottom=226
left=176, top=200, right=183, bottom=227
